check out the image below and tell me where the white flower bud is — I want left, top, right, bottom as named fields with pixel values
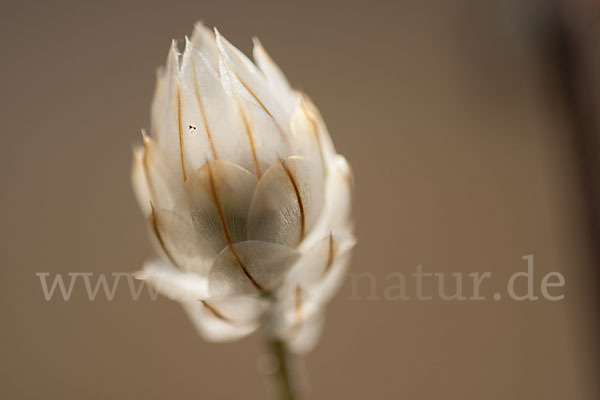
left=132, top=23, right=355, bottom=353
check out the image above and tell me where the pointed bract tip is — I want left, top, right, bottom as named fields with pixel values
left=252, top=37, right=267, bottom=57
left=213, top=28, right=228, bottom=51
left=182, top=36, right=194, bottom=56
left=140, top=128, right=150, bottom=144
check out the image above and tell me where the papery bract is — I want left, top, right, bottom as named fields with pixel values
left=132, top=23, right=355, bottom=353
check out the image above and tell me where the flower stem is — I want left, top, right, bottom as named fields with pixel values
left=269, top=339, right=298, bottom=400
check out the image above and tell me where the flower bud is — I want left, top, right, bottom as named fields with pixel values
left=132, top=23, right=355, bottom=353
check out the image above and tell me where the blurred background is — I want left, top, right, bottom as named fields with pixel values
left=2, top=0, right=599, bottom=398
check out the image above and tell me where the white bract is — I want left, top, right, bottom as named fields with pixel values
left=132, top=23, right=355, bottom=353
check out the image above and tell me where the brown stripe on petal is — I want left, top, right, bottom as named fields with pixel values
left=190, top=57, right=219, bottom=160
left=236, top=72, right=271, bottom=119
left=149, top=203, right=181, bottom=270
left=205, top=161, right=234, bottom=246
left=280, top=159, right=306, bottom=240
left=236, top=100, right=262, bottom=178
left=224, top=58, right=287, bottom=140
left=230, top=246, right=266, bottom=294
left=205, top=162, right=266, bottom=293
left=294, top=285, right=303, bottom=327
left=322, top=233, right=336, bottom=276
left=140, top=131, right=159, bottom=206
left=176, top=84, right=188, bottom=181
left=301, top=100, right=327, bottom=174
left=201, top=300, right=231, bottom=322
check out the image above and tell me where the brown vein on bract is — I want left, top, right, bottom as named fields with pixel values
left=149, top=203, right=181, bottom=270
left=224, top=57, right=287, bottom=140
left=201, top=300, right=231, bottom=322
left=302, top=102, right=327, bottom=173
left=189, top=56, right=219, bottom=159
left=141, top=131, right=159, bottom=206
left=294, top=285, right=303, bottom=326
left=236, top=100, right=262, bottom=178
left=280, top=159, right=306, bottom=240
left=176, top=83, right=188, bottom=181
left=323, top=233, right=335, bottom=275
left=205, top=161, right=266, bottom=293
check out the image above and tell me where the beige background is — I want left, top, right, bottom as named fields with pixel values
left=1, top=0, right=599, bottom=398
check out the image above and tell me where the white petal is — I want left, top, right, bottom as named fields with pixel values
left=203, top=295, right=267, bottom=324
left=325, top=155, right=354, bottom=233
left=151, top=208, right=217, bottom=275
left=235, top=97, right=290, bottom=176
left=131, top=145, right=152, bottom=216
left=180, top=41, right=265, bottom=176
left=283, top=233, right=356, bottom=293
left=177, top=39, right=220, bottom=172
left=185, top=160, right=257, bottom=253
left=309, top=237, right=355, bottom=305
left=215, top=30, right=292, bottom=131
left=252, top=38, right=291, bottom=99
left=289, top=103, right=327, bottom=176
left=190, top=22, right=219, bottom=71
left=286, top=308, right=325, bottom=354
left=181, top=295, right=266, bottom=342
left=151, top=42, right=184, bottom=174
left=209, top=240, right=299, bottom=297
left=138, top=134, right=184, bottom=211
left=136, top=259, right=209, bottom=302
left=137, top=261, right=263, bottom=342
left=248, top=157, right=325, bottom=247
left=270, top=234, right=355, bottom=352
left=267, top=289, right=325, bottom=354
left=298, top=94, right=337, bottom=165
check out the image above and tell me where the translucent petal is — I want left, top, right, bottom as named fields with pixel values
left=185, top=160, right=257, bottom=254
left=209, top=240, right=299, bottom=297
left=248, top=157, right=325, bottom=247
left=136, top=259, right=209, bottom=302
left=151, top=208, right=217, bottom=275
left=181, top=295, right=266, bottom=342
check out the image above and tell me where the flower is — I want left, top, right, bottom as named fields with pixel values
left=132, top=23, right=355, bottom=353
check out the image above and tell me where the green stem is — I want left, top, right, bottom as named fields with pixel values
left=269, top=339, right=298, bottom=400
